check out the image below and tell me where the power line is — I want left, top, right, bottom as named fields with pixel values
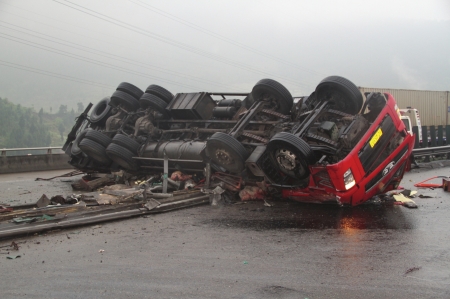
left=53, top=0, right=311, bottom=88
left=0, top=31, right=206, bottom=91
left=0, top=21, right=232, bottom=90
left=0, top=59, right=115, bottom=89
left=0, top=3, right=209, bottom=71
left=128, top=0, right=325, bottom=77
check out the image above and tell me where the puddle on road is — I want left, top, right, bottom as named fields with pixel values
left=205, top=202, right=415, bottom=230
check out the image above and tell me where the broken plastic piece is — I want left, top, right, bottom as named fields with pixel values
left=12, top=214, right=54, bottom=224
left=393, top=194, right=418, bottom=208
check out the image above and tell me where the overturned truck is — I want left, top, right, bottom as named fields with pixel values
left=63, top=76, right=415, bottom=206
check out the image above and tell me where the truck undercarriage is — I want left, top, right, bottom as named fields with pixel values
left=63, top=76, right=415, bottom=206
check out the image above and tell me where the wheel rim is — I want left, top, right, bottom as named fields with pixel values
left=275, top=148, right=297, bottom=171
left=215, top=148, right=234, bottom=166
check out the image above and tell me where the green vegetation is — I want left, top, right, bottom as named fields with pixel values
left=0, top=97, right=81, bottom=148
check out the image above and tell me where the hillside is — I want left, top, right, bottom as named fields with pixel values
left=0, top=97, right=82, bottom=148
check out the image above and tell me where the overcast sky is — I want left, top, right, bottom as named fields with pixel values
left=0, top=0, right=449, bottom=111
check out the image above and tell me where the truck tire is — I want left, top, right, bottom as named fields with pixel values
left=71, top=128, right=92, bottom=156
left=90, top=97, right=113, bottom=125
left=251, top=79, right=293, bottom=115
left=110, top=90, right=140, bottom=111
left=79, top=138, right=112, bottom=165
left=145, top=84, right=174, bottom=104
left=266, top=132, right=316, bottom=180
left=106, top=143, right=139, bottom=171
left=112, top=134, right=141, bottom=154
left=139, top=93, right=170, bottom=118
left=315, top=76, right=363, bottom=115
left=84, top=130, right=112, bottom=148
left=116, top=82, right=144, bottom=100
left=206, top=132, right=249, bottom=173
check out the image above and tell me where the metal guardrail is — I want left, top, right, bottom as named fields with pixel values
left=412, top=145, right=450, bottom=156
left=1, top=144, right=449, bottom=159
left=1, top=147, right=63, bottom=156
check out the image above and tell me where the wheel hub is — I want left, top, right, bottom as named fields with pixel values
left=215, top=149, right=233, bottom=165
left=275, top=149, right=297, bottom=170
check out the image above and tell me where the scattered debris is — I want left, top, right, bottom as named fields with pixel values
left=418, top=193, right=437, bottom=198
left=414, top=176, right=448, bottom=188
left=12, top=214, right=55, bottom=224
left=98, top=249, right=105, bottom=253
left=400, top=189, right=418, bottom=197
left=393, top=194, right=418, bottom=209
left=50, top=195, right=66, bottom=205
left=71, top=174, right=116, bottom=191
left=10, top=241, right=19, bottom=250
left=6, top=255, right=21, bottom=259
left=443, top=178, right=450, bottom=192
left=0, top=190, right=209, bottom=239
left=36, top=194, right=50, bottom=208
left=170, top=171, right=192, bottom=182
left=404, top=266, right=422, bottom=275
left=263, top=200, right=273, bottom=207
left=239, top=186, right=265, bottom=201
left=144, top=198, right=161, bottom=210
left=209, top=186, right=225, bottom=206
left=35, top=170, right=84, bottom=181
left=0, top=205, right=13, bottom=213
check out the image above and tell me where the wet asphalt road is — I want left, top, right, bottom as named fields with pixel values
left=0, top=167, right=449, bottom=299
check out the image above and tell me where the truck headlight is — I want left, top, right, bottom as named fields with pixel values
left=344, top=168, right=355, bottom=190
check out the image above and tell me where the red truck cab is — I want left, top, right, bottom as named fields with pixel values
left=282, top=93, right=415, bottom=206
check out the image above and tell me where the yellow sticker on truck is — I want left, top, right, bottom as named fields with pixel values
left=369, top=128, right=383, bottom=148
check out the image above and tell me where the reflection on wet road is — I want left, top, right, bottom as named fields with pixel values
left=207, top=201, right=416, bottom=230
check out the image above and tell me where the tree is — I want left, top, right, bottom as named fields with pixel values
left=77, top=102, right=84, bottom=113
left=38, top=108, right=44, bottom=123
left=58, top=104, right=68, bottom=115
left=0, top=97, right=52, bottom=148
left=55, top=117, right=65, bottom=141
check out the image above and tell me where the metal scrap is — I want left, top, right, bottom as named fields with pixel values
left=0, top=206, right=13, bottom=213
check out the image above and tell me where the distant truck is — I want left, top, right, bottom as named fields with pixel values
left=400, top=108, right=422, bottom=143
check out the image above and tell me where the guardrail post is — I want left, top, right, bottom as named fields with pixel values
left=430, top=126, right=437, bottom=147
left=447, top=125, right=450, bottom=159
left=412, top=126, right=420, bottom=149
left=438, top=126, right=444, bottom=146
left=422, top=126, right=428, bottom=148
left=422, top=126, right=430, bottom=162
left=1, top=150, right=5, bottom=157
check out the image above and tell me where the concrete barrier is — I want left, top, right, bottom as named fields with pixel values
left=0, top=154, right=73, bottom=174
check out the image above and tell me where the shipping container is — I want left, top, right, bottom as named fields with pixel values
left=359, top=87, right=450, bottom=126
